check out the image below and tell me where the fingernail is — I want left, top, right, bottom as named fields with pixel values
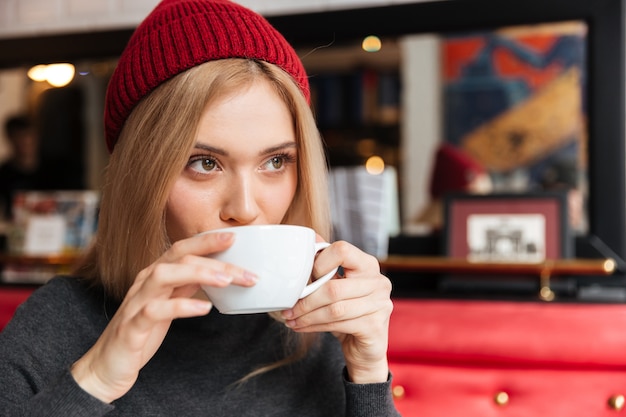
left=284, top=320, right=296, bottom=328
left=282, top=309, right=293, bottom=319
left=218, top=232, right=234, bottom=241
left=244, top=271, right=258, bottom=283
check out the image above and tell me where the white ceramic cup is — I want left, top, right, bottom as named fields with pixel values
left=199, top=225, right=338, bottom=314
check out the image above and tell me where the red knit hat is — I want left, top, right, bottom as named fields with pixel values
left=103, top=0, right=309, bottom=153
left=429, top=143, right=487, bottom=198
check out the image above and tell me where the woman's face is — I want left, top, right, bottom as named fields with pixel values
left=166, top=79, right=298, bottom=243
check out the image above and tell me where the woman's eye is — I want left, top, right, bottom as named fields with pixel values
left=269, top=156, right=284, bottom=170
left=189, top=157, right=218, bottom=173
left=202, top=158, right=217, bottom=171
left=262, top=153, right=295, bottom=171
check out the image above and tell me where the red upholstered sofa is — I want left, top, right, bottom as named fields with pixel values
left=4, top=288, right=626, bottom=416
left=0, top=286, right=35, bottom=331
left=388, top=298, right=626, bottom=416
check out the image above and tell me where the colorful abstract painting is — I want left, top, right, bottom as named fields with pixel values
left=442, top=22, right=587, bottom=191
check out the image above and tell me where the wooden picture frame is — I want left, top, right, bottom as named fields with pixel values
left=444, top=192, right=572, bottom=262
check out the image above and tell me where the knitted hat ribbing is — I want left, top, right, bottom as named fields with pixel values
left=104, top=0, right=309, bottom=153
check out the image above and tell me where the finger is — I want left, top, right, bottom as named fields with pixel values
left=136, top=298, right=212, bottom=327
left=289, top=278, right=373, bottom=317
left=285, top=280, right=392, bottom=329
left=127, top=261, right=231, bottom=301
left=133, top=257, right=257, bottom=298
left=286, top=305, right=391, bottom=336
left=116, top=297, right=212, bottom=354
left=161, top=231, right=236, bottom=263
left=287, top=271, right=391, bottom=318
left=171, top=254, right=258, bottom=287
left=165, top=236, right=259, bottom=286
left=311, top=240, right=379, bottom=280
left=133, top=233, right=257, bottom=290
left=287, top=297, right=369, bottom=331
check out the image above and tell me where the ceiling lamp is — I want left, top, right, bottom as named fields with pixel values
left=365, top=155, right=385, bottom=175
left=362, top=35, right=382, bottom=52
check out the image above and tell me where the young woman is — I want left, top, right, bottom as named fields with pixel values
left=0, top=1, right=400, bottom=415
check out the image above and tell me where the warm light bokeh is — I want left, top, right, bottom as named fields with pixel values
left=27, top=63, right=75, bottom=87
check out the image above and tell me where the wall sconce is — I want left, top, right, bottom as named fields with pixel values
left=27, top=63, right=75, bottom=87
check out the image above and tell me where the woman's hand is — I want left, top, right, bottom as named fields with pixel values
left=281, top=240, right=393, bottom=384
left=70, top=232, right=257, bottom=403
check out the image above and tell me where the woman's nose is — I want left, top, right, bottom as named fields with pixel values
left=219, top=175, right=260, bottom=225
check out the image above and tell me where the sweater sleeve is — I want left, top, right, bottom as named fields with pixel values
left=343, top=369, right=402, bottom=417
left=12, top=369, right=114, bottom=417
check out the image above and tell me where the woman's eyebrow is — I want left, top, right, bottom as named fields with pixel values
left=260, top=141, right=297, bottom=155
left=194, top=143, right=228, bottom=156
left=193, top=141, right=297, bottom=156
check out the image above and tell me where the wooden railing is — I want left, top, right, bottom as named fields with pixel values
left=0, top=253, right=82, bottom=285
left=379, top=256, right=616, bottom=301
left=1, top=253, right=618, bottom=300
left=0, top=253, right=80, bottom=266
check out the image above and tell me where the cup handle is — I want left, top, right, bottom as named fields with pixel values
left=299, top=242, right=339, bottom=299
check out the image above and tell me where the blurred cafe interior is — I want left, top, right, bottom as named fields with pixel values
left=1, top=0, right=624, bottom=300
left=1, top=0, right=626, bottom=415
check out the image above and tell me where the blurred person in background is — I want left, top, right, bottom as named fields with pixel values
left=413, top=142, right=493, bottom=231
left=0, top=113, right=83, bottom=221
left=0, top=114, right=43, bottom=219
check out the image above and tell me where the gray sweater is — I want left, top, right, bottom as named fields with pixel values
left=0, top=276, right=401, bottom=416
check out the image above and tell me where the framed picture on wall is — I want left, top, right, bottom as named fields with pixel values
left=443, top=192, right=572, bottom=263
left=10, top=190, right=100, bottom=256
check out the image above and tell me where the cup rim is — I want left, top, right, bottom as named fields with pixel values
left=197, top=224, right=313, bottom=235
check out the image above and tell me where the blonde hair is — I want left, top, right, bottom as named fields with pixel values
left=74, top=58, right=332, bottom=375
